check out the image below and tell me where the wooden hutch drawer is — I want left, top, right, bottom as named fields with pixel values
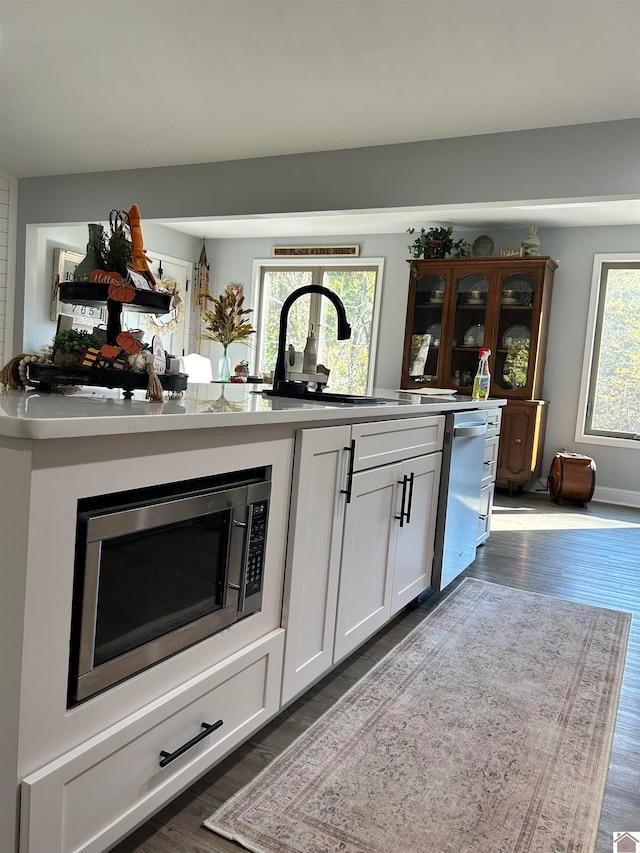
left=20, top=630, right=284, bottom=853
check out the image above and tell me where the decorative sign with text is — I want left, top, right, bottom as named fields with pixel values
left=272, top=245, right=360, bottom=257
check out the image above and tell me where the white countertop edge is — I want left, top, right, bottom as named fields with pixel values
left=0, top=387, right=506, bottom=441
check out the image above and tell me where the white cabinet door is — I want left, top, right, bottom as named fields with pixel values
left=334, top=462, right=401, bottom=663
left=281, top=425, right=351, bottom=704
left=391, top=451, right=442, bottom=615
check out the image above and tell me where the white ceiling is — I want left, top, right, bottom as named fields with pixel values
left=2, top=0, right=640, bottom=235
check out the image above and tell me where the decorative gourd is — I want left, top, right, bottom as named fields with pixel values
left=100, top=344, right=121, bottom=362
left=108, top=280, right=136, bottom=303
left=116, top=331, right=143, bottom=354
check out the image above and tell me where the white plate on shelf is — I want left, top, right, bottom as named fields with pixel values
left=463, top=324, right=484, bottom=346
left=502, top=325, right=530, bottom=346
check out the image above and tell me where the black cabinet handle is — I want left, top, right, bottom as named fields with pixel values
left=405, top=472, right=415, bottom=524
left=395, top=475, right=408, bottom=527
left=340, top=439, right=356, bottom=504
left=159, top=720, right=223, bottom=767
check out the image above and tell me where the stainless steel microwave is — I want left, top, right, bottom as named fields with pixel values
left=68, top=468, right=271, bottom=705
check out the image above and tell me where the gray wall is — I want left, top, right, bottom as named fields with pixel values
left=13, top=119, right=640, bottom=346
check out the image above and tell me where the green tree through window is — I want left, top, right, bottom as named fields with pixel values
left=257, top=264, right=379, bottom=395
left=585, top=261, right=640, bottom=438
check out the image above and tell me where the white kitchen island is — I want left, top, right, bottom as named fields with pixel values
left=0, top=384, right=503, bottom=853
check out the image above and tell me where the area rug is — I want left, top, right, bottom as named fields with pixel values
left=204, top=579, right=630, bottom=853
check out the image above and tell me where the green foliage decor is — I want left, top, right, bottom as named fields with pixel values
left=407, top=226, right=472, bottom=259
left=52, top=328, right=103, bottom=353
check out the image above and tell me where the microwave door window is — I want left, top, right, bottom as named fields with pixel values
left=93, top=511, right=231, bottom=668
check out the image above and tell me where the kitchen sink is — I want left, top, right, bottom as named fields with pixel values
left=263, top=389, right=383, bottom=406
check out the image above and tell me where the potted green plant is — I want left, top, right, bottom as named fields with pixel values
left=52, top=328, right=103, bottom=366
left=407, top=226, right=472, bottom=259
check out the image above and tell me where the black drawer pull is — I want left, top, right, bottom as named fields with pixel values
left=340, top=439, right=356, bottom=504
left=395, top=475, right=408, bottom=527
left=159, top=719, right=223, bottom=767
left=405, top=471, right=415, bottom=524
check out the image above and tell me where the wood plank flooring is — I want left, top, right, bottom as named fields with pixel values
left=112, top=492, right=640, bottom=853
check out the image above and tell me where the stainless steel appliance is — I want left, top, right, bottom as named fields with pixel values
left=68, top=467, right=271, bottom=704
left=431, top=410, right=487, bottom=591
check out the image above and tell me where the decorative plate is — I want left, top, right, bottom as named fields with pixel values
left=463, top=324, right=485, bottom=346
left=502, top=278, right=534, bottom=306
left=502, top=325, right=530, bottom=346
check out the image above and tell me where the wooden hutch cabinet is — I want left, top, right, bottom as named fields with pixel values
left=401, top=256, right=558, bottom=493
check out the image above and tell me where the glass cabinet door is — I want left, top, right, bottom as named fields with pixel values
left=449, top=272, right=490, bottom=392
left=406, top=270, right=448, bottom=385
left=493, top=272, right=537, bottom=394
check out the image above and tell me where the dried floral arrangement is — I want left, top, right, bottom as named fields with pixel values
left=200, top=285, right=255, bottom=348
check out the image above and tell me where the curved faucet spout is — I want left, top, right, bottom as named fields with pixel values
left=273, top=285, right=351, bottom=391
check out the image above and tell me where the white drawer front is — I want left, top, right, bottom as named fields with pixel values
left=482, top=436, right=499, bottom=487
left=20, top=630, right=284, bottom=853
left=477, top=483, right=495, bottom=545
left=351, top=416, right=444, bottom=471
left=486, top=407, right=502, bottom=438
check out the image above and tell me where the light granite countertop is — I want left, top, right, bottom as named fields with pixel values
left=0, top=384, right=505, bottom=440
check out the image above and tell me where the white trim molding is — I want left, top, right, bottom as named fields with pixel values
left=575, top=252, right=640, bottom=447
left=0, top=167, right=18, bottom=363
left=593, top=486, right=640, bottom=509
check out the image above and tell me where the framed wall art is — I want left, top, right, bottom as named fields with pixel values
left=50, top=248, right=107, bottom=324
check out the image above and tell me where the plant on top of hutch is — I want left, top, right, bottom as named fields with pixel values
left=406, top=226, right=472, bottom=260
left=400, top=255, right=558, bottom=494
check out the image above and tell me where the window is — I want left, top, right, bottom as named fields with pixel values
left=577, top=255, right=640, bottom=444
left=254, top=258, right=383, bottom=395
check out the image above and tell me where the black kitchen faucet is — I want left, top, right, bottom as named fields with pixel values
left=271, top=285, right=351, bottom=393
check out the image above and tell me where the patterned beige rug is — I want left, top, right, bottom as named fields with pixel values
left=205, top=579, right=630, bottom=853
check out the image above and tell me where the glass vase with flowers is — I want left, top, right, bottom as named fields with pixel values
left=200, top=285, right=256, bottom=381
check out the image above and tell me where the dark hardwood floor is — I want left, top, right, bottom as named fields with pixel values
left=112, top=492, right=640, bottom=853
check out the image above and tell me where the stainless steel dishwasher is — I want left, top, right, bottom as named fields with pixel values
left=431, top=409, right=488, bottom=592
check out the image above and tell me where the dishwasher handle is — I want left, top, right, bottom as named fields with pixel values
left=454, top=424, right=487, bottom=438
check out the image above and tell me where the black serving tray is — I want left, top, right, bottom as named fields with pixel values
left=27, top=363, right=188, bottom=395
left=59, top=281, right=172, bottom=314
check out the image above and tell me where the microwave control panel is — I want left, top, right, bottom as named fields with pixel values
left=245, top=499, right=268, bottom=598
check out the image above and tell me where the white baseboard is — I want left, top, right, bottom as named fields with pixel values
left=592, top=486, right=640, bottom=509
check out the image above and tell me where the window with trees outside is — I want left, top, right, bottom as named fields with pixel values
left=255, top=259, right=382, bottom=396
left=577, top=255, right=640, bottom=444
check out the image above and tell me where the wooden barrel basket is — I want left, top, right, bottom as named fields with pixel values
left=548, top=452, right=596, bottom=507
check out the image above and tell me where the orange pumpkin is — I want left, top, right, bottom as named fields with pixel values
left=116, top=331, right=142, bottom=354
left=100, top=344, right=120, bottom=361
left=108, top=281, right=136, bottom=303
